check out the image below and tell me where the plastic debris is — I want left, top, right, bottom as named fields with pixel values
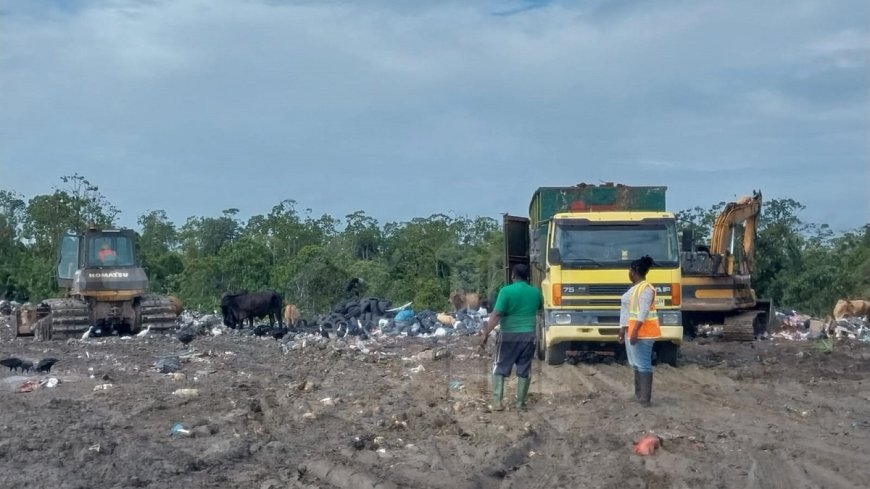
left=633, top=435, right=662, bottom=456
left=170, top=422, right=191, bottom=437
left=93, top=384, right=114, bottom=391
left=17, top=380, right=40, bottom=393
left=172, top=388, right=200, bottom=397
left=155, top=356, right=181, bottom=374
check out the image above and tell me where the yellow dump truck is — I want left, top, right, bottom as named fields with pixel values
left=504, top=183, right=683, bottom=366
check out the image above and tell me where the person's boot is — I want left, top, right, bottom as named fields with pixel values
left=516, top=376, right=531, bottom=410
left=634, top=369, right=641, bottom=401
left=490, top=374, right=505, bottom=411
left=638, top=371, right=653, bottom=407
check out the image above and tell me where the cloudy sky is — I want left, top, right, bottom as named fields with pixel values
left=1, top=0, right=867, bottom=232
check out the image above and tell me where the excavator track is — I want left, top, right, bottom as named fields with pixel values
left=138, top=295, right=179, bottom=332
left=722, top=311, right=759, bottom=342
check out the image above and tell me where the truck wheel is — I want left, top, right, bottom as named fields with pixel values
left=535, top=317, right=546, bottom=361
left=546, top=343, right=567, bottom=366
left=654, top=342, right=679, bottom=367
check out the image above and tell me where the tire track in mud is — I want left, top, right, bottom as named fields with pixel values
left=534, top=359, right=870, bottom=489
left=653, top=368, right=870, bottom=489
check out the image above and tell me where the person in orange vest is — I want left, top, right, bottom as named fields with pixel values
left=618, top=255, right=659, bottom=407
left=98, top=242, right=117, bottom=264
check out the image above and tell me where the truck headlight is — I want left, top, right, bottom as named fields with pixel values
left=552, top=312, right=572, bottom=325
left=659, top=311, right=682, bottom=326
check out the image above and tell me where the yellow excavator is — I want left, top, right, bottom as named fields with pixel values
left=680, top=191, right=772, bottom=340
left=12, top=225, right=180, bottom=339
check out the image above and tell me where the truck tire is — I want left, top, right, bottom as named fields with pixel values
left=535, top=317, right=546, bottom=361
left=654, top=342, right=679, bottom=367
left=546, top=343, right=567, bottom=366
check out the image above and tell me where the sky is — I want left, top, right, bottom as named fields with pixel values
left=1, top=0, right=868, bottom=232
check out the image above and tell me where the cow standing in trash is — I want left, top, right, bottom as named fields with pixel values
left=220, top=290, right=283, bottom=329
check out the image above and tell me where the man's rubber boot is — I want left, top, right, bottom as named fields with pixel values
left=490, top=374, right=505, bottom=411
left=633, top=369, right=640, bottom=401
left=516, top=376, right=531, bottom=410
left=638, top=371, right=653, bottom=407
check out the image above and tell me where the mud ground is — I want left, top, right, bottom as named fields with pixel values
left=1, top=320, right=869, bottom=489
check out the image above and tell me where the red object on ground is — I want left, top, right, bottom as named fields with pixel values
left=633, top=435, right=662, bottom=455
left=17, top=380, right=40, bottom=393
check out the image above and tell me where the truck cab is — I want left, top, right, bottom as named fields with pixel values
left=505, top=184, right=683, bottom=366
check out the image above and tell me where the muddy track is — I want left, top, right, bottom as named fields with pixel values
left=1, top=320, right=869, bottom=489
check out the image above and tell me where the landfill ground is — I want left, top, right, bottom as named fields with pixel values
left=1, top=323, right=869, bottom=489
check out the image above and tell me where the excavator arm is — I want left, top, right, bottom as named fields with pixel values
left=708, top=191, right=762, bottom=275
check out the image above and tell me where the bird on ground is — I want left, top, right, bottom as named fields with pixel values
left=176, top=329, right=195, bottom=347
left=271, top=327, right=288, bottom=340
left=136, top=325, right=151, bottom=338
left=36, top=358, right=59, bottom=373
left=81, top=326, right=94, bottom=340
left=1, top=357, right=23, bottom=372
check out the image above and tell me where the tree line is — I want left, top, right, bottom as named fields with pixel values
left=1, top=174, right=867, bottom=317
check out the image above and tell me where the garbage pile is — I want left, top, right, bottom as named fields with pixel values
left=0, top=300, right=21, bottom=316
left=174, top=310, right=225, bottom=336
left=311, top=297, right=490, bottom=339
left=771, top=309, right=827, bottom=341
left=827, top=317, right=870, bottom=342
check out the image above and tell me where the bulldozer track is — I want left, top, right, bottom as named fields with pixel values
left=138, top=295, right=179, bottom=331
left=33, top=295, right=179, bottom=339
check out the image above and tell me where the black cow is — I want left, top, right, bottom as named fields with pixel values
left=220, top=290, right=283, bottom=329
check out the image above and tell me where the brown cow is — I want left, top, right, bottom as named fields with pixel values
left=283, top=304, right=301, bottom=328
left=167, top=296, right=183, bottom=316
left=833, top=299, right=870, bottom=320
left=449, top=291, right=466, bottom=312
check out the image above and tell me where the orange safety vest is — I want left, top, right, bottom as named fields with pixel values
left=628, top=281, right=661, bottom=339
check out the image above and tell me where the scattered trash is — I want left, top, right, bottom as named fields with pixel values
left=40, top=377, right=59, bottom=388
left=320, top=397, right=336, bottom=407
left=155, top=356, right=181, bottom=374
left=449, top=380, right=463, bottom=390
left=168, top=373, right=187, bottom=381
left=93, top=384, right=114, bottom=391
left=302, top=412, right=317, bottom=420
left=633, top=435, right=662, bottom=456
left=17, top=380, right=40, bottom=393
left=170, top=423, right=191, bottom=437
left=172, top=388, right=200, bottom=397
left=409, top=365, right=425, bottom=374
left=433, top=348, right=451, bottom=361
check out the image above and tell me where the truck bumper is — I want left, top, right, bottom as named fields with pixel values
left=546, top=325, right=683, bottom=347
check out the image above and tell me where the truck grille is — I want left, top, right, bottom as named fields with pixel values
left=587, top=285, right=630, bottom=296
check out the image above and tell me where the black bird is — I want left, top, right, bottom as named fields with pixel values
left=37, top=358, right=59, bottom=373
left=176, top=330, right=195, bottom=347
left=253, top=324, right=272, bottom=337
left=271, top=327, right=287, bottom=340
left=19, top=361, right=33, bottom=373
left=1, top=357, right=22, bottom=372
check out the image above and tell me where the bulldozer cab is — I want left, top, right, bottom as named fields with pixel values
left=56, top=228, right=143, bottom=291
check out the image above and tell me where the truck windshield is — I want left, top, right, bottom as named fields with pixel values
left=553, top=220, right=679, bottom=268
left=87, top=235, right=135, bottom=267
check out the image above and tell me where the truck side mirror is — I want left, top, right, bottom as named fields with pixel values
left=681, top=229, right=695, bottom=252
left=548, top=247, right=562, bottom=265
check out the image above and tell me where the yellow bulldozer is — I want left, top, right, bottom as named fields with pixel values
left=680, top=191, right=772, bottom=340
left=11, top=225, right=180, bottom=339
